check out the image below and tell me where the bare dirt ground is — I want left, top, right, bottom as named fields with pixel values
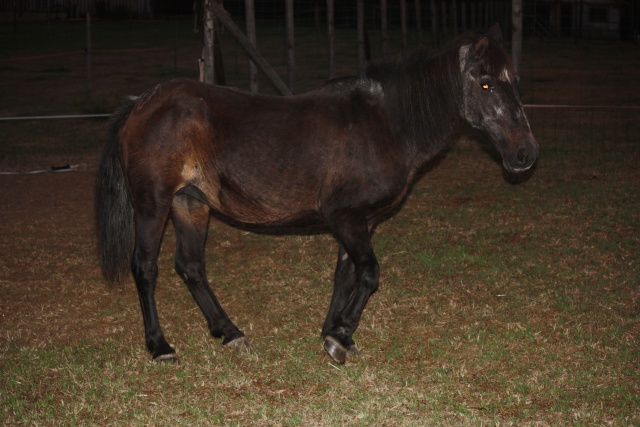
left=0, top=169, right=111, bottom=347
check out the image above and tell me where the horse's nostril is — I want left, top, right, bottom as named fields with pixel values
left=516, top=148, right=528, bottom=164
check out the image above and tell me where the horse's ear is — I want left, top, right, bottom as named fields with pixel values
left=472, top=24, right=502, bottom=57
left=472, top=36, right=489, bottom=57
left=487, top=23, right=503, bottom=45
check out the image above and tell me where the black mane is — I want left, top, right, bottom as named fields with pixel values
left=363, top=34, right=480, bottom=162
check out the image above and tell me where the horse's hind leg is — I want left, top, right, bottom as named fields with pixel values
left=132, top=209, right=177, bottom=361
left=171, top=194, right=248, bottom=349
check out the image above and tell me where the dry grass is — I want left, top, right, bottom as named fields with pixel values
left=1, top=151, right=637, bottom=425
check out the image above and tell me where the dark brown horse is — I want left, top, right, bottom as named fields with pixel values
left=95, top=25, right=537, bottom=364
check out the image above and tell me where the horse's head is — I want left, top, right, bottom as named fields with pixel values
left=459, top=25, right=538, bottom=173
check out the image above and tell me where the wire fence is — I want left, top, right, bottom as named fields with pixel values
left=524, top=105, right=640, bottom=169
left=1, top=14, right=638, bottom=173
left=4, top=106, right=637, bottom=171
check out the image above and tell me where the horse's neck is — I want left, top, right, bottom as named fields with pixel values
left=371, top=52, right=464, bottom=170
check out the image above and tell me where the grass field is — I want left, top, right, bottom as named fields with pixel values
left=1, top=18, right=639, bottom=426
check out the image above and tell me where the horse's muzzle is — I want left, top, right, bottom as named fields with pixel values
left=503, top=139, right=538, bottom=173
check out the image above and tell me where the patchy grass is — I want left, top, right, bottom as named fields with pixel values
left=1, top=149, right=638, bottom=426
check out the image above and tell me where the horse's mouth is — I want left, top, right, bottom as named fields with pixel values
left=503, top=159, right=536, bottom=174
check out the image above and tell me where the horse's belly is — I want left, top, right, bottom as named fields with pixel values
left=213, top=183, right=323, bottom=229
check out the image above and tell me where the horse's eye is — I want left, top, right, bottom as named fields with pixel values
left=480, top=82, right=494, bottom=93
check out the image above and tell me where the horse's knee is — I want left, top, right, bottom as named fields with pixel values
left=360, top=261, right=380, bottom=294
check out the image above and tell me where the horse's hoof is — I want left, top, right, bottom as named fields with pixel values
left=153, top=352, right=178, bottom=362
left=324, top=336, right=347, bottom=364
left=224, top=336, right=252, bottom=350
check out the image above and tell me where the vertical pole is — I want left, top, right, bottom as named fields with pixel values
left=357, top=0, right=366, bottom=68
left=440, top=0, right=447, bottom=34
left=452, top=0, right=457, bottom=35
left=430, top=0, right=438, bottom=45
left=483, top=0, right=488, bottom=27
left=461, top=0, right=467, bottom=32
left=286, top=0, right=294, bottom=92
left=471, top=1, right=476, bottom=29
left=512, top=0, right=523, bottom=76
left=579, top=0, right=584, bottom=40
left=193, top=0, right=199, bottom=33
left=245, top=0, right=258, bottom=93
left=213, top=23, right=226, bottom=86
left=13, top=2, right=18, bottom=33
left=415, top=0, right=423, bottom=45
left=86, top=11, right=91, bottom=84
left=380, top=0, right=388, bottom=57
left=174, top=19, right=178, bottom=74
left=400, top=0, right=407, bottom=49
left=327, top=0, right=335, bottom=79
left=203, top=0, right=215, bottom=84
left=209, top=1, right=290, bottom=95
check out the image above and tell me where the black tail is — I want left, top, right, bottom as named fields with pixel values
left=95, top=99, right=136, bottom=283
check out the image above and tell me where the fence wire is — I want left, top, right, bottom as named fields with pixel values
left=1, top=17, right=638, bottom=173
left=524, top=106, right=640, bottom=169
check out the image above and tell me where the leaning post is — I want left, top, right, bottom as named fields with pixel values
left=209, top=1, right=292, bottom=96
left=245, top=0, right=258, bottom=93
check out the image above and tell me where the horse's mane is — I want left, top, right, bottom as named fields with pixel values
left=363, top=32, right=483, bottom=159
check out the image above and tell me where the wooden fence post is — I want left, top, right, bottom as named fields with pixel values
left=451, top=0, right=457, bottom=34
left=86, top=12, right=91, bottom=85
left=286, top=0, right=295, bottom=92
left=209, top=1, right=292, bottom=96
left=430, top=0, right=437, bottom=45
left=357, top=0, right=365, bottom=68
left=512, top=0, right=523, bottom=75
left=400, top=0, right=407, bottom=50
left=415, top=0, right=423, bottom=45
left=327, top=0, right=335, bottom=79
left=380, top=0, right=388, bottom=57
left=202, top=0, right=215, bottom=84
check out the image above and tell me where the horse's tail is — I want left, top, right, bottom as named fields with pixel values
left=95, top=99, right=136, bottom=283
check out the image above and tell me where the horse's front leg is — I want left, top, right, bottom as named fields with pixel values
left=322, top=244, right=358, bottom=349
left=324, top=214, right=379, bottom=364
